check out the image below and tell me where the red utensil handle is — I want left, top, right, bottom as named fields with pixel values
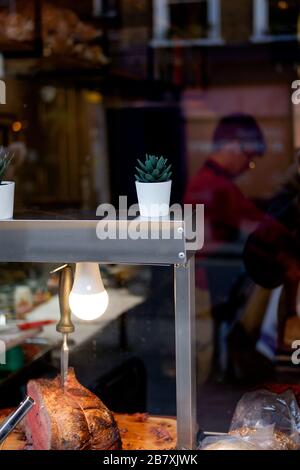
left=18, top=320, right=55, bottom=330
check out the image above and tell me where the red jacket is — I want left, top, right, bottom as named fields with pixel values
left=184, top=160, right=263, bottom=244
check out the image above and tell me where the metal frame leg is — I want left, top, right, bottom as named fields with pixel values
left=174, top=256, right=197, bottom=449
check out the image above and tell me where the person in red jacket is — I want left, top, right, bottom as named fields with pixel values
left=184, top=114, right=267, bottom=377
left=185, top=113, right=266, bottom=245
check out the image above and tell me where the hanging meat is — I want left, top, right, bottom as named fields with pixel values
left=0, top=2, right=108, bottom=65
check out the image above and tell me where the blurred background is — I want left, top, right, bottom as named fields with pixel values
left=0, top=0, right=300, bottom=437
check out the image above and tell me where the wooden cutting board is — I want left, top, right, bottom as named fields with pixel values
left=0, top=409, right=26, bottom=450
left=115, top=413, right=176, bottom=450
left=0, top=410, right=176, bottom=450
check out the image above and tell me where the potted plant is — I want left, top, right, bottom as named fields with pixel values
left=135, top=154, right=172, bottom=217
left=0, top=149, right=14, bottom=220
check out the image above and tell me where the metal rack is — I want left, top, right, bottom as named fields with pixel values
left=0, top=212, right=201, bottom=449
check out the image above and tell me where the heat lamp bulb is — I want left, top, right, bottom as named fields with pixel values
left=69, top=263, right=109, bottom=321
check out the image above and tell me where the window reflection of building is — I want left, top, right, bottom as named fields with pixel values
left=152, top=0, right=222, bottom=46
left=151, top=0, right=298, bottom=200
left=252, top=0, right=300, bottom=42
left=93, top=0, right=118, bottom=17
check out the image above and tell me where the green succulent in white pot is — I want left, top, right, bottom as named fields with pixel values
left=135, top=154, right=172, bottom=218
left=0, top=149, right=14, bottom=220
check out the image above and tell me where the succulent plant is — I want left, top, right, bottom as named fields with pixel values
left=135, top=154, right=172, bottom=183
left=0, top=149, right=13, bottom=185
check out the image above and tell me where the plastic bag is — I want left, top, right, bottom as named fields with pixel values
left=229, top=389, right=300, bottom=450
left=200, top=435, right=258, bottom=451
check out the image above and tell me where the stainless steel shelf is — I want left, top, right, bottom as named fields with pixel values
left=0, top=214, right=198, bottom=265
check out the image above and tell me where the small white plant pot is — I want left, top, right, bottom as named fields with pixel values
left=0, top=181, right=15, bottom=220
left=135, top=180, right=172, bottom=218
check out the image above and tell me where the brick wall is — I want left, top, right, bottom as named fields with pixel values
left=120, top=0, right=152, bottom=29
left=221, top=0, right=253, bottom=43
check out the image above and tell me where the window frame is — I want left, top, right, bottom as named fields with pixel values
left=252, top=0, right=299, bottom=42
left=151, top=0, right=223, bottom=47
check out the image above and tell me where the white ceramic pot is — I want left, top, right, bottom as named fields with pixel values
left=0, top=181, right=15, bottom=220
left=135, top=180, right=172, bottom=217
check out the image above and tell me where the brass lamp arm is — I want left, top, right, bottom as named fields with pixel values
left=56, top=264, right=75, bottom=334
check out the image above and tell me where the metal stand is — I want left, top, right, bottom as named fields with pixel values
left=174, top=256, right=197, bottom=450
left=0, top=214, right=201, bottom=451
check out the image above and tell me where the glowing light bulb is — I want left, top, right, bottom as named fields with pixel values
left=69, top=263, right=109, bottom=321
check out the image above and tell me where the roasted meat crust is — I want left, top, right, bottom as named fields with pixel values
left=25, top=368, right=121, bottom=450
